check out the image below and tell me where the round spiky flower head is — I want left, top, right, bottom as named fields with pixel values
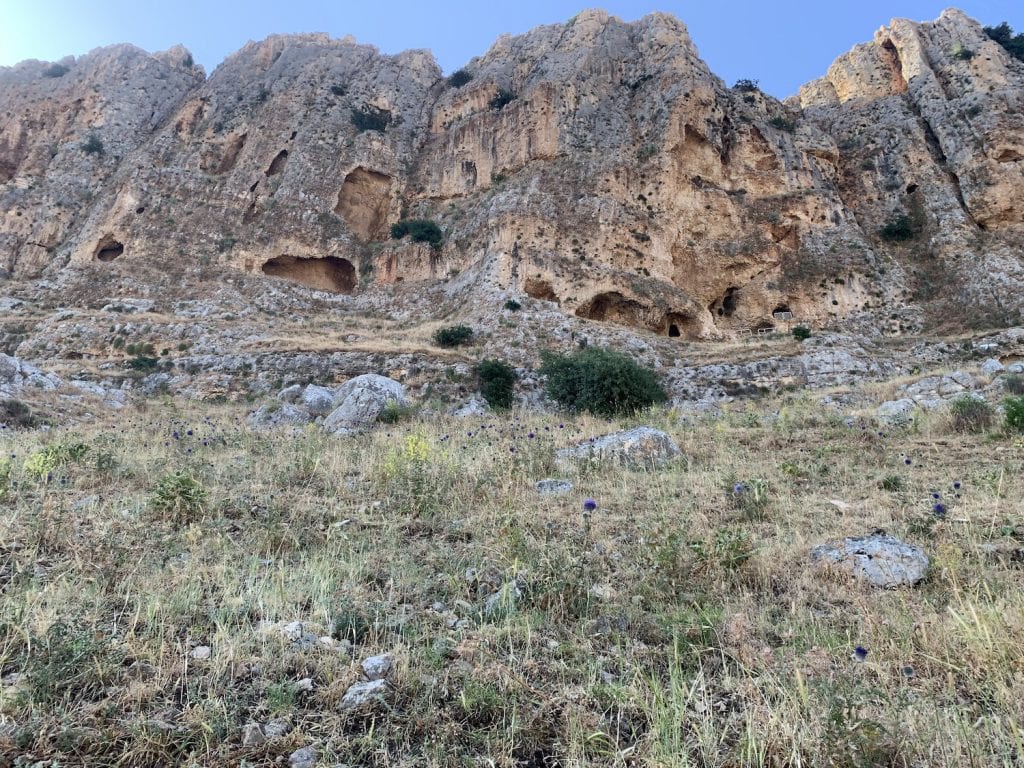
left=852, top=646, right=868, bottom=662
left=933, top=502, right=947, bottom=517
left=582, top=498, right=598, bottom=512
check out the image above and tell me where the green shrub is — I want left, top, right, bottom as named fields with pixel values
left=28, top=622, right=121, bottom=705
left=1005, top=395, right=1024, bottom=432
left=330, top=84, right=347, bottom=97
left=489, top=89, right=516, bottom=110
left=477, top=359, right=517, bottom=409
left=503, top=299, right=521, bottom=312
left=128, top=355, right=159, bottom=372
left=951, top=44, right=975, bottom=61
left=378, top=400, right=417, bottom=424
left=948, top=395, right=994, bottom=433
left=448, top=69, right=473, bottom=87
left=792, top=326, right=812, bottom=342
left=984, top=22, right=1024, bottom=62
left=733, top=79, right=759, bottom=92
left=351, top=106, right=391, bottom=132
left=878, top=214, right=916, bottom=242
left=24, top=441, right=89, bottom=481
left=1, top=398, right=36, bottom=429
left=769, top=115, right=796, bottom=132
left=539, top=346, right=667, bottom=418
left=1005, top=374, right=1024, bottom=396
left=728, top=478, right=771, bottom=520
left=42, top=63, right=70, bottom=78
left=151, top=470, right=207, bottom=523
left=432, top=325, right=474, bottom=348
left=391, top=219, right=443, bottom=247
left=81, top=134, right=104, bottom=156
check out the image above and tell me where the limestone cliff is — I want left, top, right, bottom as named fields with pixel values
left=1, top=8, right=1022, bottom=338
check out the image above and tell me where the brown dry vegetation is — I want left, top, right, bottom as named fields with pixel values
left=1, top=388, right=1023, bottom=766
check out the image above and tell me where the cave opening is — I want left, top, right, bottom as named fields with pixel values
left=94, top=236, right=124, bottom=262
left=668, top=324, right=680, bottom=337
left=711, top=286, right=740, bottom=317
left=523, top=277, right=559, bottom=303
left=260, top=255, right=356, bottom=293
left=265, top=149, right=289, bottom=176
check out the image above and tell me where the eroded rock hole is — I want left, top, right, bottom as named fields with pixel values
left=576, top=292, right=647, bottom=327
left=668, top=324, right=680, bottom=337
left=711, top=287, right=740, bottom=317
left=94, top=236, right=124, bottom=262
left=523, top=277, right=559, bottom=303
left=906, top=183, right=919, bottom=194
left=335, top=168, right=392, bottom=240
left=260, top=255, right=355, bottom=293
left=265, top=149, right=288, bottom=176
left=665, top=312, right=699, bottom=339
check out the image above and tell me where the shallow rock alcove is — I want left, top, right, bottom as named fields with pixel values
left=335, top=168, right=392, bottom=240
left=261, top=255, right=356, bottom=293
left=94, top=236, right=124, bottom=262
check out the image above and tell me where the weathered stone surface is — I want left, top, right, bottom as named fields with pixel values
left=246, top=403, right=310, bottom=429
left=324, top=374, right=407, bottom=434
left=811, top=534, right=929, bottom=587
left=0, top=353, right=62, bottom=395
left=556, top=427, right=681, bottom=470
left=288, top=745, right=317, bottom=768
left=361, top=654, right=392, bottom=681
left=339, top=678, right=388, bottom=710
left=981, top=358, right=1005, bottom=377
left=302, top=384, right=335, bottom=416
left=877, top=398, right=916, bottom=425
left=534, top=479, right=574, bottom=495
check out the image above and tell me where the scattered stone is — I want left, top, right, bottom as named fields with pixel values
left=1008, top=362, right=1024, bottom=374
left=280, top=621, right=319, bottom=650
left=246, top=403, right=310, bottom=430
left=190, top=645, right=211, bottom=660
left=289, top=745, right=318, bottom=768
left=811, top=533, right=929, bottom=588
left=263, top=717, right=291, bottom=739
left=484, top=583, right=522, bottom=617
left=361, top=654, right=393, bottom=681
left=324, top=374, right=408, bottom=435
left=302, top=384, right=335, bottom=416
left=453, top=398, right=487, bottom=417
left=296, top=677, right=315, bottom=692
left=981, top=358, right=1005, bottom=376
left=277, top=384, right=304, bottom=403
left=534, top=478, right=574, bottom=495
left=101, top=298, right=154, bottom=313
left=555, top=426, right=681, bottom=470
left=0, top=353, right=62, bottom=396
left=241, top=723, right=265, bottom=747
left=877, top=399, right=915, bottom=425
left=339, top=678, right=388, bottom=710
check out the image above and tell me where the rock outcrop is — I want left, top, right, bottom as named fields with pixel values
left=1, top=8, right=1022, bottom=340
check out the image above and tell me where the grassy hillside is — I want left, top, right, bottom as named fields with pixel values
left=1, top=391, right=1022, bottom=766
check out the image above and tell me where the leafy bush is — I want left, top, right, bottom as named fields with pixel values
left=792, top=326, right=812, bottom=342
left=42, top=63, right=70, bottom=78
left=503, top=299, right=521, bottom=312
left=769, top=115, right=796, bottom=132
left=733, top=78, right=759, bottom=92
left=81, top=134, right=104, bottom=156
left=690, top=527, right=754, bottom=573
left=984, top=22, right=1024, bottom=62
left=24, top=441, right=89, bottom=481
left=448, top=69, right=473, bottom=87
left=128, top=355, right=159, bottom=372
left=351, top=106, right=391, bottom=132
left=1, top=398, right=36, bottom=429
left=432, top=325, right=474, bottom=348
left=489, top=89, right=516, bottom=110
left=378, top=400, right=417, bottom=424
left=1005, top=374, right=1024, bottom=396
left=1005, top=395, right=1024, bottom=432
left=951, top=44, right=974, bottom=61
left=948, top=395, right=994, bottom=433
left=728, top=478, right=771, bottom=520
left=539, top=346, right=667, bottom=418
left=391, top=219, right=443, bottom=247
left=477, top=359, right=517, bottom=409
left=28, top=622, right=121, bottom=705
left=878, top=214, right=916, bottom=242
left=151, top=470, right=207, bottom=524
left=330, top=84, right=347, bottom=97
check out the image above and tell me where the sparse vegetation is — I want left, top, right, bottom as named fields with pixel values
left=476, top=358, right=517, bottom=409
left=390, top=219, right=443, bottom=247
left=1005, top=394, right=1024, bottom=432
left=503, top=299, right=521, bottom=311
left=432, top=324, right=474, bottom=348
left=769, top=115, right=796, bottom=132
left=951, top=44, right=975, bottom=61
left=733, top=78, right=760, bottom=92
left=792, top=325, right=812, bottom=341
left=81, top=133, right=104, bottom=156
left=539, top=346, right=667, bottom=417
left=984, top=21, right=1024, bottom=62
left=351, top=106, right=392, bottom=132
left=878, top=214, right=917, bottom=242
left=1, top=398, right=37, bottom=429
left=448, top=69, right=473, bottom=87
left=948, top=395, right=994, bottom=433
left=42, top=63, right=70, bottom=78
left=489, top=89, right=516, bottom=110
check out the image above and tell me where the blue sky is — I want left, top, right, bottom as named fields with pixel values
left=1, top=1, right=1021, bottom=96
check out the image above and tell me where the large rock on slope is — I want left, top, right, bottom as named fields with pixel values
left=323, top=374, right=407, bottom=435
left=811, top=533, right=929, bottom=587
left=556, top=426, right=681, bottom=470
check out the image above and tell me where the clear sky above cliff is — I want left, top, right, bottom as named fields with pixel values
left=1, top=1, right=1021, bottom=96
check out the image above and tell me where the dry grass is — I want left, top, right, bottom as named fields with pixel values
left=0, top=392, right=1022, bottom=766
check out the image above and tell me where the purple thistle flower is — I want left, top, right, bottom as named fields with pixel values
left=953, top=481, right=962, bottom=490
left=583, top=499, right=598, bottom=512
left=933, top=503, right=947, bottom=516
left=852, top=646, right=868, bottom=662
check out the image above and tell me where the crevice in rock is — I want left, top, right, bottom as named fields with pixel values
left=265, top=149, right=288, bottom=176
left=909, top=100, right=975, bottom=226
left=709, top=286, right=740, bottom=317
left=879, top=39, right=908, bottom=94
left=261, top=255, right=356, bottom=293
left=524, top=277, right=558, bottom=303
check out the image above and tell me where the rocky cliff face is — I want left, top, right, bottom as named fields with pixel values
left=1, top=8, right=1022, bottom=338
